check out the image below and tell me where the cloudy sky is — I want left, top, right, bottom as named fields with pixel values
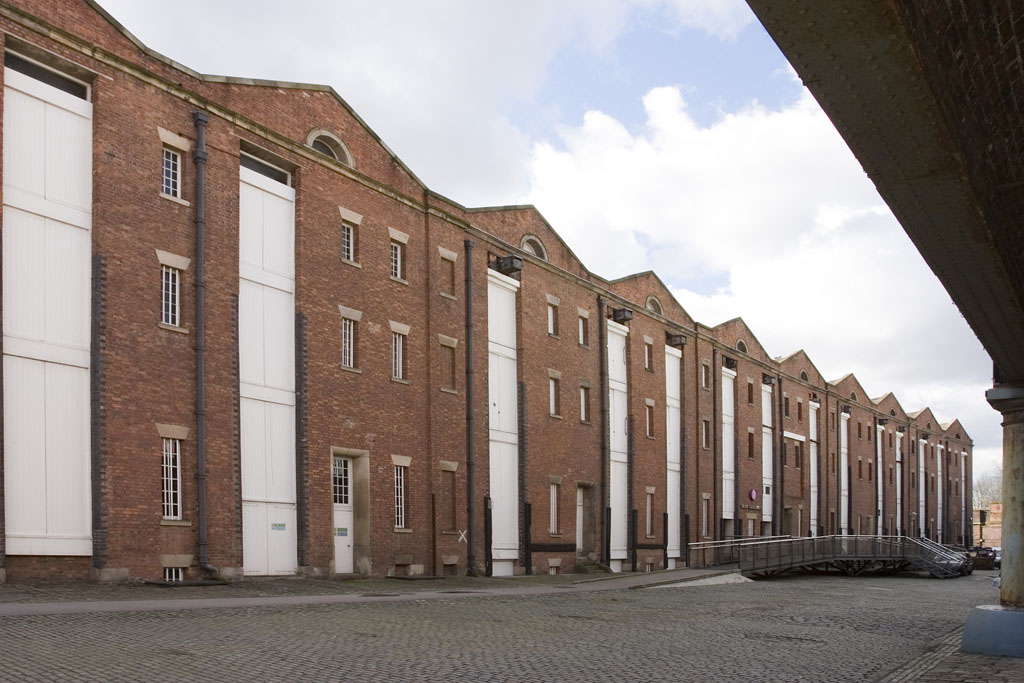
left=97, top=0, right=1000, bottom=478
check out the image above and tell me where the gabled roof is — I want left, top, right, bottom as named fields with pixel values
left=941, top=418, right=972, bottom=444
left=778, top=349, right=827, bottom=387
left=606, top=271, right=694, bottom=326
left=908, top=407, right=940, bottom=433
left=462, top=204, right=590, bottom=278
left=830, top=373, right=872, bottom=407
left=711, top=317, right=773, bottom=364
left=80, top=1, right=428, bottom=191
left=871, top=392, right=908, bottom=421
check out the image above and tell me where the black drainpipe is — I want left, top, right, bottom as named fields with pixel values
left=598, top=296, right=610, bottom=566
left=464, top=239, right=477, bottom=575
left=192, top=111, right=217, bottom=577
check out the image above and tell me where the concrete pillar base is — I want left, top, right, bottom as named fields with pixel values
left=962, top=604, right=1024, bottom=657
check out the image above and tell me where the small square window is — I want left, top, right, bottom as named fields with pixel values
left=390, top=241, right=405, bottom=280
left=341, top=221, right=357, bottom=263
left=163, top=567, right=184, bottom=582
left=161, top=265, right=181, bottom=327
left=162, top=148, right=181, bottom=198
left=547, top=304, right=559, bottom=336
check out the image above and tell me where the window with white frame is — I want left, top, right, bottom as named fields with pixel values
left=162, top=438, right=182, bottom=520
left=549, top=377, right=560, bottom=416
left=342, top=318, right=357, bottom=368
left=646, top=492, right=654, bottom=536
left=580, top=385, right=590, bottom=422
left=394, top=464, right=408, bottom=529
left=392, top=331, right=406, bottom=380
left=341, top=221, right=357, bottom=263
left=549, top=482, right=560, bottom=534
left=390, top=241, right=405, bottom=280
left=162, top=148, right=181, bottom=198
left=161, top=265, right=181, bottom=326
left=701, top=419, right=710, bottom=449
left=332, top=456, right=349, bottom=505
left=163, top=567, right=184, bottom=582
left=547, top=303, right=559, bottom=336
left=645, top=403, right=654, bottom=437
left=701, top=363, right=710, bottom=388
left=578, top=315, right=588, bottom=346
left=701, top=498, right=710, bottom=538
left=644, top=342, right=653, bottom=371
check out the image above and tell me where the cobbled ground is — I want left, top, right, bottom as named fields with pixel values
left=0, top=570, right=1016, bottom=682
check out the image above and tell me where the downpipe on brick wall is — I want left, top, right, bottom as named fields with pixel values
left=464, top=239, right=477, bottom=575
left=193, top=111, right=218, bottom=578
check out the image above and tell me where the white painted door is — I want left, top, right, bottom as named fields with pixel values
left=3, top=66, right=92, bottom=557
left=332, top=456, right=354, bottom=574
left=665, top=347, right=681, bottom=559
left=239, top=167, right=297, bottom=576
left=487, top=270, right=520, bottom=575
left=607, top=321, right=629, bottom=567
left=721, top=368, right=736, bottom=520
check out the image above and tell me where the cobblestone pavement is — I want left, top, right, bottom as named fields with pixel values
left=0, top=570, right=1019, bottom=682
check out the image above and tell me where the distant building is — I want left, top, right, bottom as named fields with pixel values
left=973, top=503, right=1003, bottom=548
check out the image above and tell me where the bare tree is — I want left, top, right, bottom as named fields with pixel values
left=973, top=466, right=1002, bottom=509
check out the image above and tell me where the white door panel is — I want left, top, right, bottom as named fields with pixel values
left=266, top=402, right=296, bottom=503
left=238, top=279, right=266, bottom=387
left=242, top=502, right=268, bottom=576
left=3, top=73, right=92, bottom=556
left=267, top=503, right=297, bottom=575
left=262, top=286, right=295, bottom=392
left=610, top=460, right=627, bottom=560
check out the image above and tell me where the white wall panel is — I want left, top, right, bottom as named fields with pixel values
left=3, top=356, right=47, bottom=537
left=242, top=502, right=268, bottom=576
left=4, top=72, right=92, bottom=557
left=239, top=173, right=296, bottom=575
left=2, top=208, right=45, bottom=342
left=840, top=416, right=850, bottom=533
left=44, top=363, right=90, bottom=537
left=263, top=286, right=295, bottom=392
left=722, top=369, right=736, bottom=520
left=667, top=469, right=681, bottom=557
left=610, top=388, right=628, bottom=457
left=610, top=460, right=627, bottom=559
left=666, top=348, right=681, bottom=558
left=487, top=272, right=520, bottom=564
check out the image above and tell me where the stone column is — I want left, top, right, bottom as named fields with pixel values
left=962, top=384, right=1024, bottom=657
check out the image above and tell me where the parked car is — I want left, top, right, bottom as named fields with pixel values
left=970, top=546, right=996, bottom=570
left=994, top=547, right=1002, bottom=569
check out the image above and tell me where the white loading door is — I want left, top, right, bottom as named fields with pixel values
left=332, top=456, right=354, bottom=574
left=3, top=66, right=93, bottom=557
left=607, top=321, right=629, bottom=565
left=239, top=167, right=296, bottom=576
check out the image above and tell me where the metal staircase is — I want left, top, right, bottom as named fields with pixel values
left=737, top=535, right=968, bottom=578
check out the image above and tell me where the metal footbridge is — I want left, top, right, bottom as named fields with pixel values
left=734, top=535, right=969, bottom=579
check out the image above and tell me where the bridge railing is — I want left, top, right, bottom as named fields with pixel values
left=688, top=535, right=792, bottom=567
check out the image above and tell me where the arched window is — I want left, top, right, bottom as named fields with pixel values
left=799, top=370, right=808, bottom=382
left=927, top=422, right=932, bottom=429
left=306, top=129, right=353, bottom=167
left=890, top=409, right=896, bottom=417
left=520, top=234, right=547, bottom=261
left=850, top=392, right=858, bottom=402
left=646, top=296, right=663, bottom=316
left=736, top=339, right=747, bottom=353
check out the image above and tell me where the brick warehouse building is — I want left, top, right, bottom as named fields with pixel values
left=0, top=0, right=974, bottom=582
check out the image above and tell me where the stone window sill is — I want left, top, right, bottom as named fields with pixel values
left=161, top=519, right=192, bottom=527
left=160, top=192, right=191, bottom=207
left=340, top=365, right=362, bottom=374
left=158, top=322, right=189, bottom=335
left=341, top=258, right=362, bottom=269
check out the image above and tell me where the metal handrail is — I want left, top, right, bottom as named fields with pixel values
left=737, top=534, right=966, bottom=578
left=688, top=535, right=791, bottom=550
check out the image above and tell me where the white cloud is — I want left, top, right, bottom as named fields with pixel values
left=522, top=85, right=1001, bottom=475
